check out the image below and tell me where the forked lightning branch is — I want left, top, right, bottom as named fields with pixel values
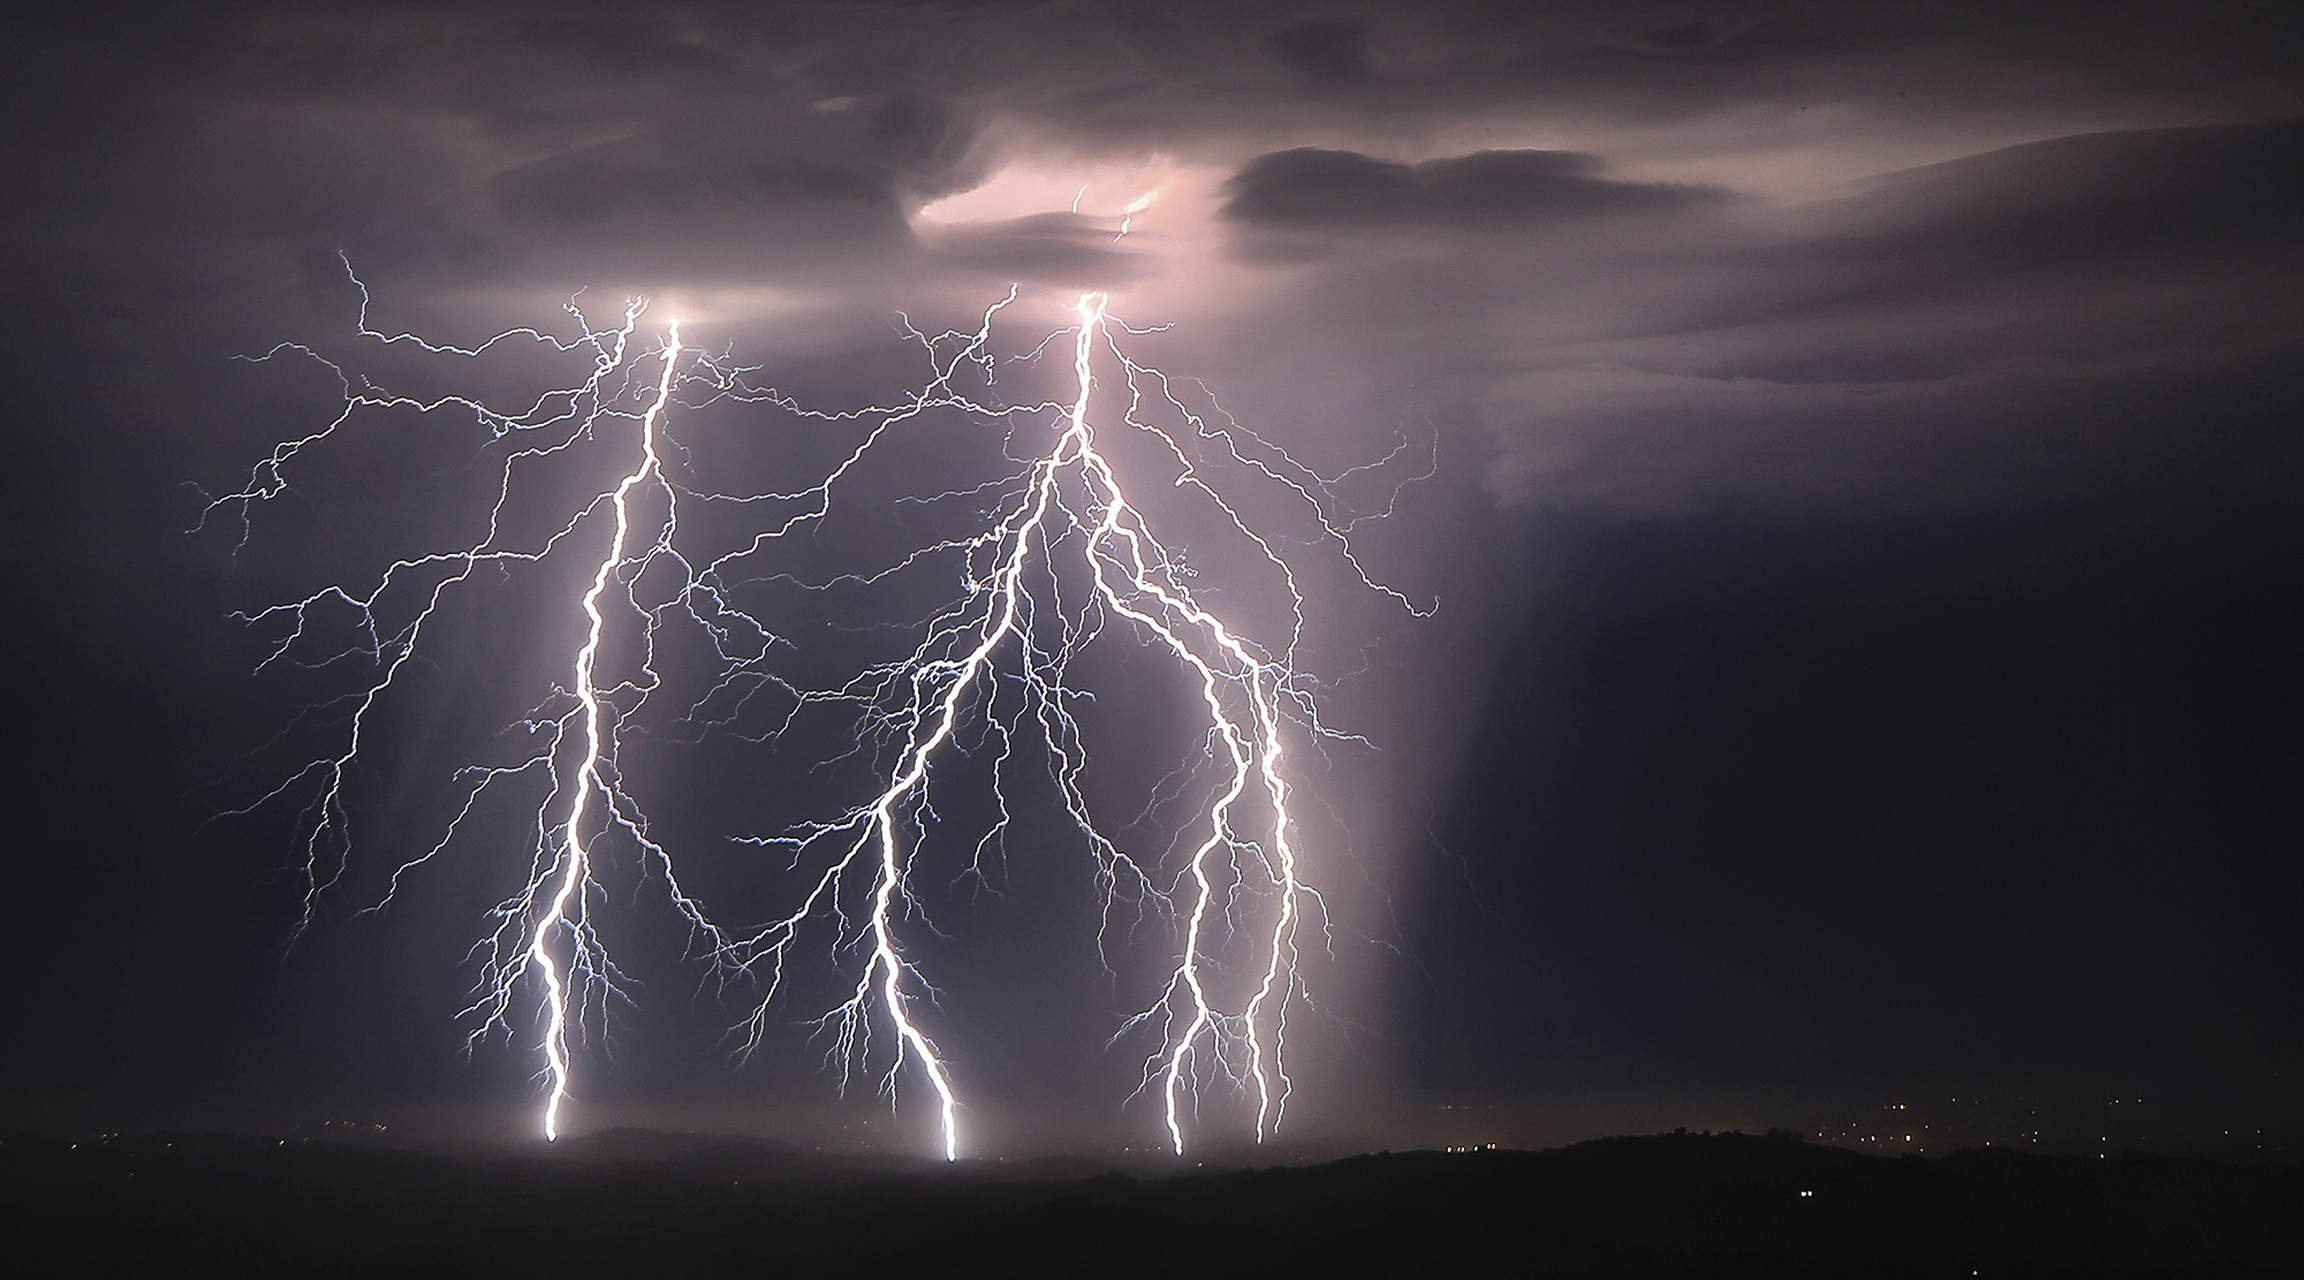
left=203, top=265, right=1429, bottom=1158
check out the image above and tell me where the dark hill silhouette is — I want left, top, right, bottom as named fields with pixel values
left=6, top=1128, right=2294, bottom=1276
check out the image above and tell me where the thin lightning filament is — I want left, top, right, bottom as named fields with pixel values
left=207, top=266, right=1432, bottom=1157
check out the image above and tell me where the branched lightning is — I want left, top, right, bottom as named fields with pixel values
left=207, top=259, right=1431, bottom=1158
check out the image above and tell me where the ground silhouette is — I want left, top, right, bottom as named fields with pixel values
left=8, top=1127, right=2294, bottom=1276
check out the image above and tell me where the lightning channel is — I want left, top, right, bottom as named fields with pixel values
left=208, top=263, right=1430, bottom=1157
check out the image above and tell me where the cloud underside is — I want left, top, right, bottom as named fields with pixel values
left=23, top=2, right=2297, bottom=512
left=1186, top=118, right=2299, bottom=509
left=918, top=213, right=1151, bottom=286
left=1221, top=147, right=1727, bottom=229
left=1453, top=118, right=2304, bottom=506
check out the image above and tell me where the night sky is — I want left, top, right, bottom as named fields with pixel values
left=3, top=1, right=2299, bottom=1161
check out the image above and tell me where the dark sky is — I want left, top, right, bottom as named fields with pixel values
left=3, top=1, right=2299, bottom=1159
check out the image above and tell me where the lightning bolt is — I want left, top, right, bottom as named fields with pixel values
left=531, top=319, right=685, bottom=1140
left=204, top=261, right=1431, bottom=1157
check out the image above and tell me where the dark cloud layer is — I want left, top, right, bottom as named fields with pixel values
left=921, top=211, right=1150, bottom=285
left=1268, top=18, right=1371, bottom=83
left=1222, top=147, right=1727, bottom=228
left=1830, top=116, right=2304, bottom=273
left=12, top=1, right=2275, bottom=516
left=1193, top=114, right=2304, bottom=511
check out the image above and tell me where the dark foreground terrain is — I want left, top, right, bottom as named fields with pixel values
left=7, top=1128, right=2295, bottom=1277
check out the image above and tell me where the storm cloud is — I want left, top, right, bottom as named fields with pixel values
left=1186, top=114, right=2304, bottom=512
left=1221, top=147, right=1727, bottom=229
left=14, top=0, right=2282, bottom=515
